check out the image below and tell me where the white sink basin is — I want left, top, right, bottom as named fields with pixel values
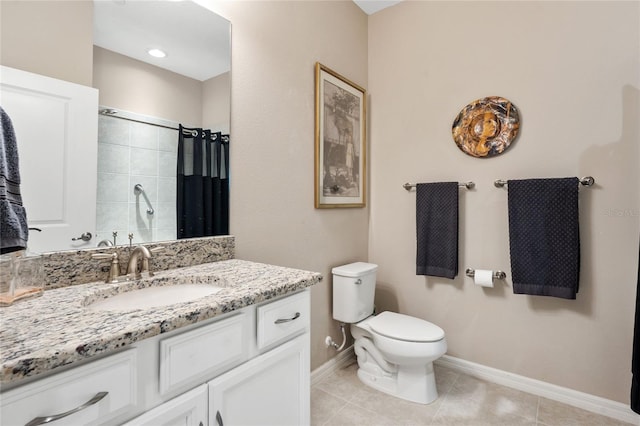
left=87, top=284, right=223, bottom=311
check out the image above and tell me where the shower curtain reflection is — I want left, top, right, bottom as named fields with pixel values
left=177, top=125, right=229, bottom=238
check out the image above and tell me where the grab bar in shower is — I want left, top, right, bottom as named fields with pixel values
left=133, top=184, right=155, bottom=215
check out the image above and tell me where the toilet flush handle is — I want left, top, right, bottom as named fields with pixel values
left=355, top=279, right=362, bottom=285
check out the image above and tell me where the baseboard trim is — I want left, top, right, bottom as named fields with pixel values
left=310, top=345, right=355, bottom=386
left=436, top=355, right=639, bottom=424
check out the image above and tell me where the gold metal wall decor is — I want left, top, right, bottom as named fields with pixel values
left=452, top=96, right=520, bottom=158
left=314, top=62, right=367, bottom=208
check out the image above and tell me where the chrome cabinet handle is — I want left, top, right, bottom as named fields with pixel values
left=355, top=278, right=362, bottom=285
left=216, top=410, right=224, bottom=426
left=25, top=391, right=108, bottom=426
left=274, top=312, right=301, bottom=324
left=71, top=232, right=92, bottom=242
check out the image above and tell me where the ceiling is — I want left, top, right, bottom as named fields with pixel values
left=93, top=0, right=231, bottom=82
left=353, top=0, right=403, bottom=15
left=92, top=0, right=399, bottom=82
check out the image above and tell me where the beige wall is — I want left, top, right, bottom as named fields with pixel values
left=93, top=46, right=203, bottom=126
left=368, top=1, right=639, bottom=404
left=200, top=0, right=369, bottom=369
left=203, top=72, right=231, bottom=133
left=0, top=1, right=93, bottom=86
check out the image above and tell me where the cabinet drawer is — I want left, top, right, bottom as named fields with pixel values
left=159, top=312, right=249, bottom=395
left=257, top=290, right=309, bottom=350
left=0, top=350, right=137, bottom=426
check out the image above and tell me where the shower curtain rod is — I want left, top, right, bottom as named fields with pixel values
left=99, top=108, right=195, bottom=135
left=99, top=108, right=229, bottom=141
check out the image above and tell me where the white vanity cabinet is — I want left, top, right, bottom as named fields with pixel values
left=0, top=289, right=311, bottom=426
left=209, top=290, right=311, bottom=426
left=127, top=289, right=311, bottom=426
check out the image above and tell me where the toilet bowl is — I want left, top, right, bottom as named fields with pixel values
left=350, top=311, right=447, bottom=404
left=332, top=262, right=447, bottom=404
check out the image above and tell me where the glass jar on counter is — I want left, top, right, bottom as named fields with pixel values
left=0, top=249, right=44, bottom=306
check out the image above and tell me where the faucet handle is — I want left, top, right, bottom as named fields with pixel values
left=91, top=251, right=121, bottom=283
left=91, top=252, right=117, bottom=261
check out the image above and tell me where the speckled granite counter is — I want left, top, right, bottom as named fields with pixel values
left=0, top=259, right=322, bottom=386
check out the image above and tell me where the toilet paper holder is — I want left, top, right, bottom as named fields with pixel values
left=465, top=268, right=506, bottom=280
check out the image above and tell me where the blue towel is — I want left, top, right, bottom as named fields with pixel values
left=416, top=182, right=459, bottom=279
left=0, top=106, right=28, bottom=254
left=507, top=178, right=580, bottom=299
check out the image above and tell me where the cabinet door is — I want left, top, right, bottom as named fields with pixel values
left=209, top=333, right=309, bottom=426
left=124, top=384, right=207, bottom=426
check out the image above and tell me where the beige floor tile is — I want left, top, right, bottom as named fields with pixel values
left=311, top=388, right=349, bottom=426
left=349, top=383, right=442, bottom=425
left=432, top=392, right=535, bottom=426
left=311, top=360, right=629, bottom=426
left=433, top=391, right=488, bottom=422
left=315, top=361, right=363, bottom=402
left=323, top=402, right=396, bottom=426
left=448, top=374, right=538, bottom=421
left=434, top=364, right=459, bottom=395
left=537, top=397, right=633, bottom=426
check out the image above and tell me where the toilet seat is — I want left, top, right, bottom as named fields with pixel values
left=368, top=312, right=445, bottom=343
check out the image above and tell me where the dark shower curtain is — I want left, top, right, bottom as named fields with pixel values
left=177, top=125, right=229, bottom=239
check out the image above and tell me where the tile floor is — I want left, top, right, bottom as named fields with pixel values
left=311, top=361, right=632, bottom=426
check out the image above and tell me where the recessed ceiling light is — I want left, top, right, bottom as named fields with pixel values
left=147, top=48, right=167, bottom=58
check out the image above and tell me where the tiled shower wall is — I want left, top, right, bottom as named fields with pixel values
left=96, top=114, right=177, bottom=245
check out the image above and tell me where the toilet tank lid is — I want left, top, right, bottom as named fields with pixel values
left=332, top=262, right=378, bottom=277
left=368, top=311, right=445, bottom=342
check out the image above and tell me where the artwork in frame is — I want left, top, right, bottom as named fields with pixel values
left=314, top=62, right=367, bottom=208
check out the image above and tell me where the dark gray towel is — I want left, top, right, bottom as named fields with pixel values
left=416, top=182, right=458, bottom=278
left=0, top=106, right=28, bottom=254
left=507, top=178, right=580, bottom=299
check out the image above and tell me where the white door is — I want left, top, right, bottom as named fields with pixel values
left=124, top=384, right=208, bottom=426
left=0, top=65, right=98, bottom=253
left=208, top=334, right=310, bottom=426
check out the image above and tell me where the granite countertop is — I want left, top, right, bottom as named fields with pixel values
left=0, top=259, right=322, bottom=386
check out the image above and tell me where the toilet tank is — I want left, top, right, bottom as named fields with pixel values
left=332, top=262, right=378, bottom=323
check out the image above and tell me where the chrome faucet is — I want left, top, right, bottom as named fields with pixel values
left=126, top=245, right=152, bottom=280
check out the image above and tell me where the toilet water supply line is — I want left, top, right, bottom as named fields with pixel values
left=325, top=323, right=347, bottom=351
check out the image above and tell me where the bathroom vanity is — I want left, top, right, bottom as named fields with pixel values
left=0, top=258, right=321, bottom=425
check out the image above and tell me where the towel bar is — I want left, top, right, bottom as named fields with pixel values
left=465, top=268, right=506, bottom=280
left=494, top=176, right=595, bottom=188
left=403, top=181, right=475, bottom=191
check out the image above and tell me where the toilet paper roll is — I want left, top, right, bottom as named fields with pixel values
left=474, top=269, right=494, bottom=288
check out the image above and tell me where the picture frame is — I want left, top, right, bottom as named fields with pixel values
left=314, top=62, right=367, bottom=208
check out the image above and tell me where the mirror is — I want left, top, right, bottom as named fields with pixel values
left=92, top=0, right=231, bottom=247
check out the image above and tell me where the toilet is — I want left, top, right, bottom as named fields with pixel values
left=332, top=262, right=447, bottom=404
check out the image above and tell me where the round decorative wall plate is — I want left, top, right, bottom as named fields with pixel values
left=452, top=96, right=520, bottom=158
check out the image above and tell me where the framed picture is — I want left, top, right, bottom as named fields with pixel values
left=314, top=62, right=367, bottom=208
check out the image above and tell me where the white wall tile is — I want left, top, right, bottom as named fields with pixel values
left=96, top=172, right=129, bottom=203
left=130, top=147, right=158, bottom=177
left=130, top=121, right=158, bottom=149
left=98, top=143, right=130, bottom=174
left=98, top=115, right=129, bottom=146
